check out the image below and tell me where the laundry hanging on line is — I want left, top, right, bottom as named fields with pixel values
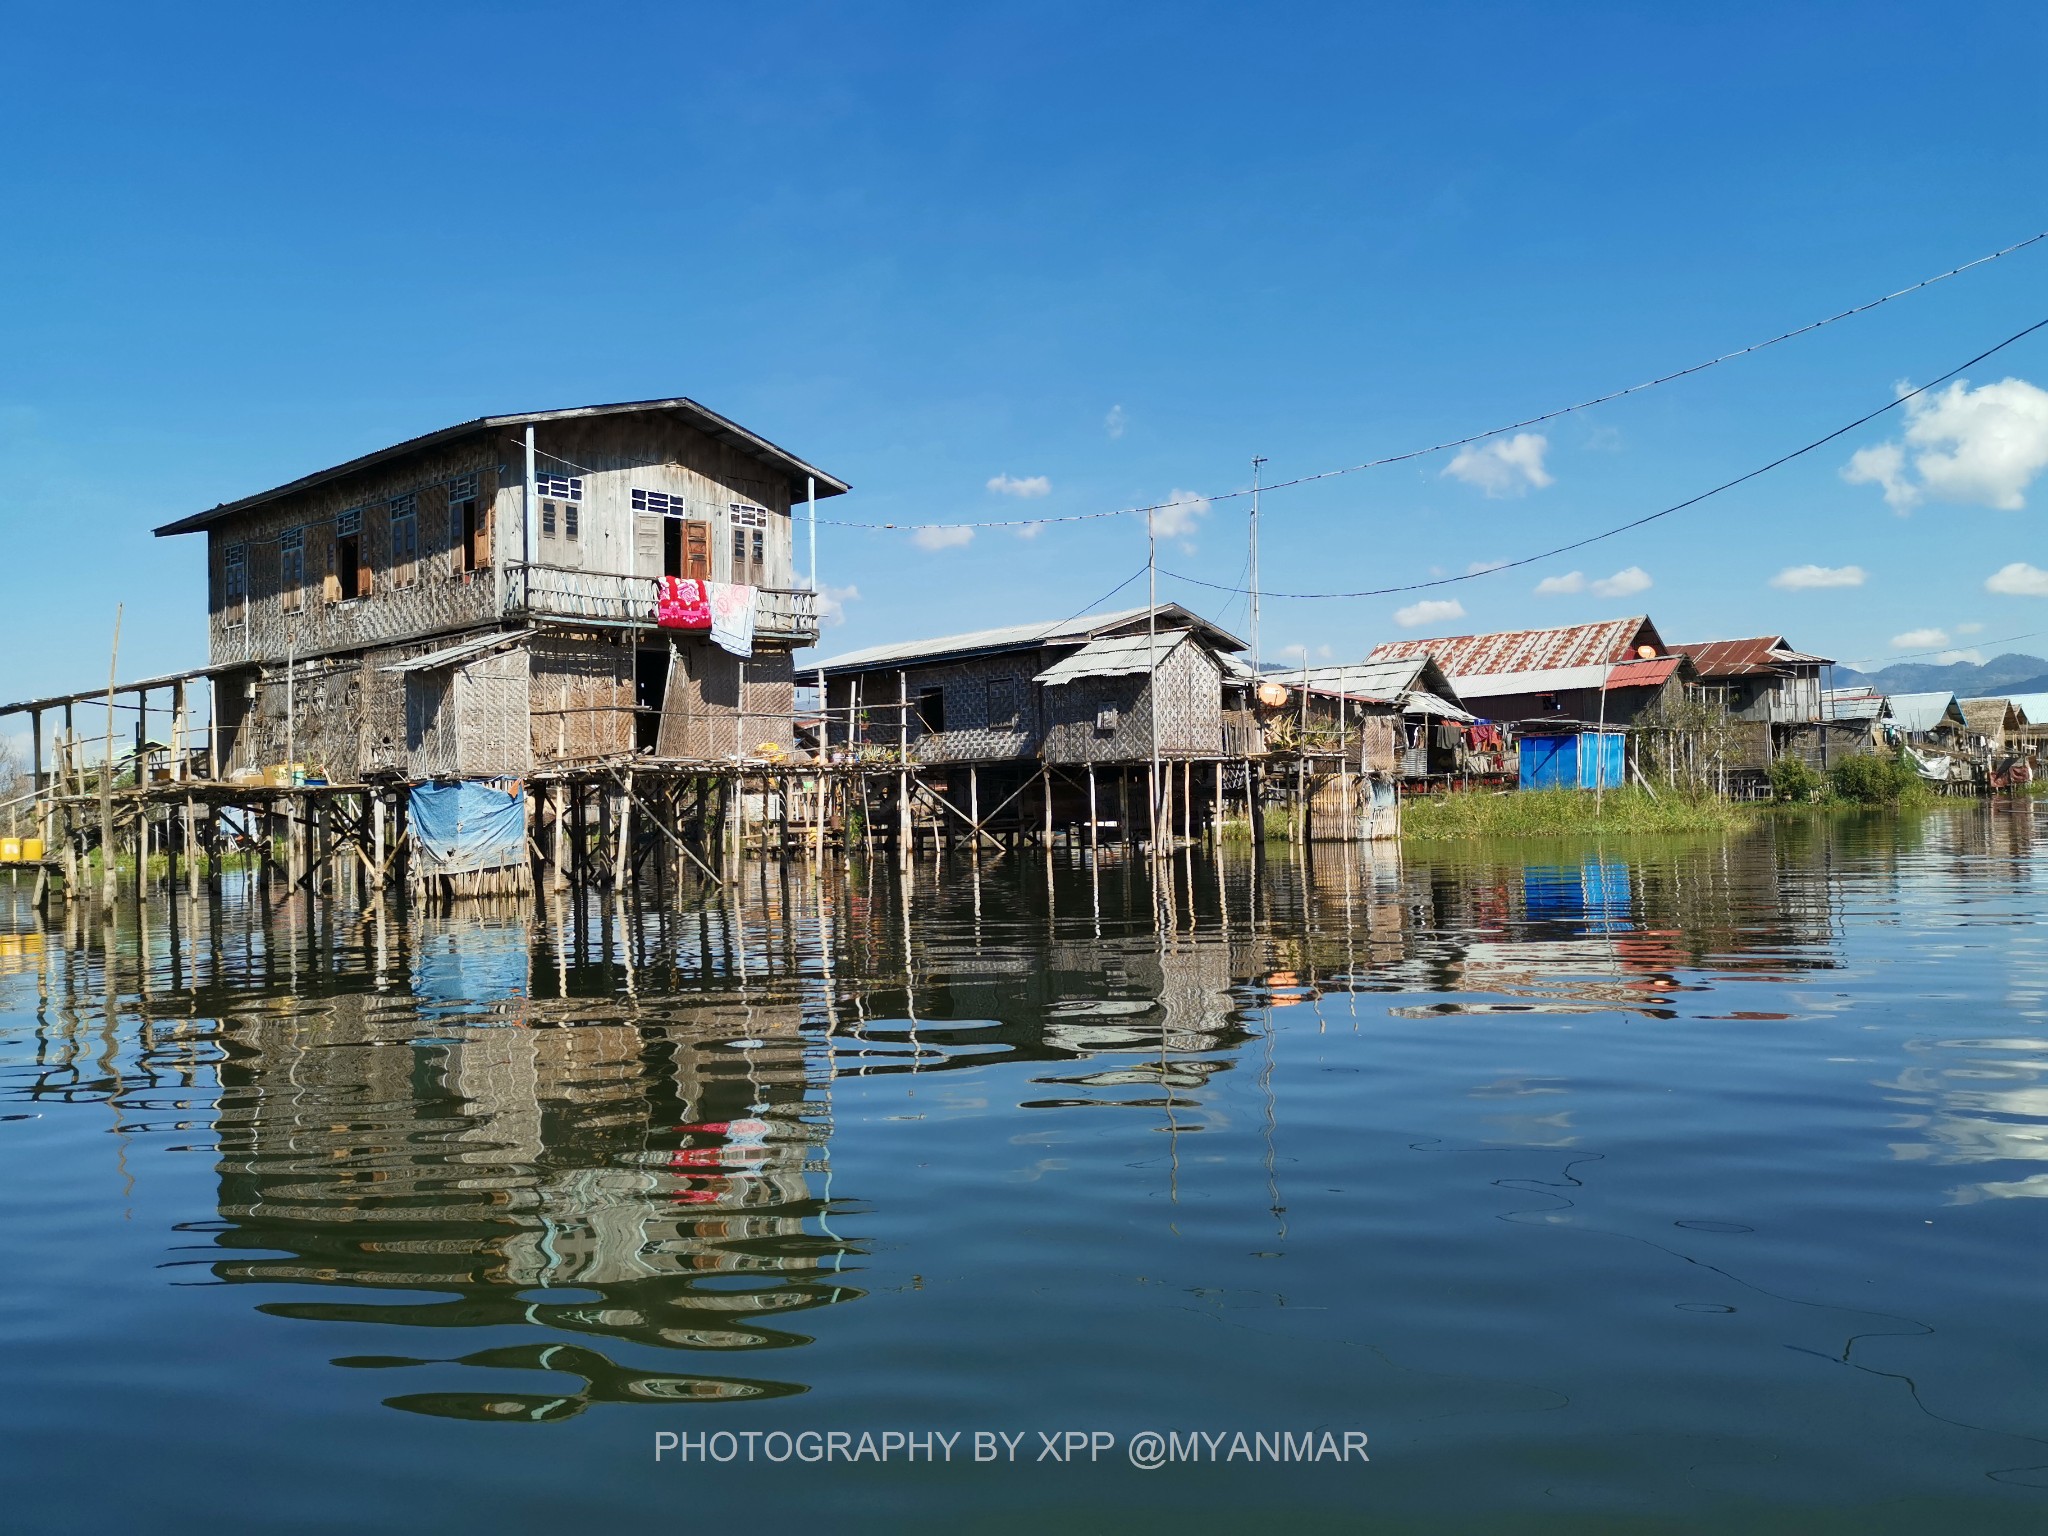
left=706, top=581, right=757, bottom=657
left=656, top=576, right=712, bottom=630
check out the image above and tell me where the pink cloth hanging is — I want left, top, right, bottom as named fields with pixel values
left=656, top=576, right=712, bottom=630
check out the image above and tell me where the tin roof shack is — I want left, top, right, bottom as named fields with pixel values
left=1669, top=634, right=1833, bottom=778
left=1776, top=687, right=1887, bottom=773
left=1885, top=692, right=1968, bottom=751
left=815, top=605, right=1248, bottom=840
left=817, top=605, right=1244, bottom=766
left=1368, top=616, right=1682, bottom=728
left=154, top=398, right=847, bottom=782
left=1249, top=656, right=1474, bottom=778
left=1228, top=656, right=1472, bottom=837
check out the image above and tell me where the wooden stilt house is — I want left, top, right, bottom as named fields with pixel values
left=152, top=398, right=849, bottom=783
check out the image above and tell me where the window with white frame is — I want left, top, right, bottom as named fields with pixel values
left=730, top=503, right=768, bottom=574
left=632, top=487, right=689, bottom=516
left=536, top=473, right=582, bottom=501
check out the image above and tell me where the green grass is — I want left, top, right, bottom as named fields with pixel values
left=1401, top=786, right=1755, bottom=840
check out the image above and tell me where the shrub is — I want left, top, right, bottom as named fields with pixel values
left=1769, top=755, right=1825, bottom=802
left=1827, top=752, right=1924, bottom=805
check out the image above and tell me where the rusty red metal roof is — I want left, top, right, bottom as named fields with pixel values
left=1671, top=635, right=1833, bottom=676
left=1604, top=655, right=1682, bottom=690
left=1368, top=616, right=1661, bottom=677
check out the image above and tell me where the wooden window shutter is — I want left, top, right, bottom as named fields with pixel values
left=684, top=520, right=711, bottom=580
left=636, top=513, right=661, bottom=577
left=357, top=511, right=376, bottom=599
left=321, top=530, right=339, bottom=604
left=474, top=488, right=493, bottom=567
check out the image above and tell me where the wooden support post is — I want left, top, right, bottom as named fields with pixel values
left=1211, top=760, right=1222, bottom=845
left=618, top=769, right=635, bottom=889
left=373, top=792, right=388, bottom=890
left=1116, top=769, right=1129, bottom=846
left=99, top=615, right=121, bottom=908
left=968, top=765, right=980, bottom=852
left=1181, top=758, right=1192, bottom=844
left=1248, top=761, right=1266, bottom=846
left=1042, top=767, right=1054, bottom=846
left=183, top=797, right=201, bottom=899
left=1086, top=763, right=1098, bottom=853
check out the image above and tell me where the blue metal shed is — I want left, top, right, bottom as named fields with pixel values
left=1518, top=731, right=1625, bottom=790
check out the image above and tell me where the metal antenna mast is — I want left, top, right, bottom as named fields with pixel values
left=1249, top=455, right=1266, bottom=673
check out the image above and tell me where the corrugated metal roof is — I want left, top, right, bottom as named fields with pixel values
left=1605, top=656, right=1683, bottom=688
left=1035, top=630, right=1204, bottom=685
left=1451, top=663, right=1614, bottom=699
left=1820, top=687, right=1888, bottom=722
left=816, top=604, right=1242, bottom=675
left=1400, top=691, right=1475, bottom=723
left=155, top=397, right=851, bottom=537
left=1368, top=615, right=1659, bottom=677
left=379, top=630, right=531, bottom=674
left=1671, top=636, right=1835, bottom=676
left=1887, top=691, right=1963, bottom=733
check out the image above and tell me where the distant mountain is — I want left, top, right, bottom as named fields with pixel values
left=1830, top=652, right=2048, bottom=698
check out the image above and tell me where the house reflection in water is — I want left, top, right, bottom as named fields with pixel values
left=209, top=911, right=849, bottom=1421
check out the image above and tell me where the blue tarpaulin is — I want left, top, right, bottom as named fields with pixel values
left=408, top=781, right=527, bottom=873
left=1518, top=732, right=1625, bottom=791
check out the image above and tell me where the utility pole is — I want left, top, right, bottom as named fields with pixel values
left=1249, top=455, right=1266, bottom=674
left=1148, top=506, right=1160, bottom=857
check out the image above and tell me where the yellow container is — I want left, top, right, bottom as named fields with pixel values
left=0, top=838, right=19, bottom=863
left=20, top=838, right=43, bottom=862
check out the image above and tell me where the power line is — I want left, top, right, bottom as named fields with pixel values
left=1152, top=313, right=2048, bottom=602
left=814, top=227, right=2048, bottom=534
left=1833, top=628, right=2048, bottom=670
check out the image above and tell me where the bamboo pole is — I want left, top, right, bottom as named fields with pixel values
left=99, top=608, right=121, bottom=907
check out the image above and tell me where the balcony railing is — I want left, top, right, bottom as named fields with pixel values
left=503, top=564, right=820, bottom=642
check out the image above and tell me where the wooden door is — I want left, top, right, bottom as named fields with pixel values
left=683, top=520, right=711, bottom=579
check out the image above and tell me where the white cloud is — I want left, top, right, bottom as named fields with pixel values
left=1591, top=566, right=1652, bottom=599
left=1841, top=376, right=2048, bottom=514
left=1465, top=558, right=1508, bottom=575
left=1013, top=523, right=1043, bottom=540
left=1534, top=571, right=1585, bottom=595
left=1770, top=563, right=1867, bottom=590
left=1442, top=433, right=1553, bottom=497
left=1105, top=404, right=1128, bottom=440
left=987, top=473, right=1051, bottom=498
left=818, top=583, right=861, bottom=626
left=1935, top=648, right=1986, bottom=665
left=1986, top=561, right=2048, bottom=596
left=1393, top=597, right=1466, bottom=629
left=911, top=524, right=975, bottom=551
left=1956, top=621, right=1985, bottom=634
left=1842, top=441, right=1914, bottom=512
left=1152, top=488, right=1209, bottom=539
left=1890, top=627, right=1948, bottom=649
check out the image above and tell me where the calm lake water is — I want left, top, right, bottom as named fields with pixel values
left=3, top=808, right=2047, bottom=1533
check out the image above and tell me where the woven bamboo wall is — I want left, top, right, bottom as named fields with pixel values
left=1040, top=642, right=1223, bottom=763
left=657, top=642, right=796, bottom=761
left=530, top=634, right=634, bottom=765
left=205, top=435, right=506, bottom=668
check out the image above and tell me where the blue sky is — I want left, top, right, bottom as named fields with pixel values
left=4, top=1, right=2048, bottom=718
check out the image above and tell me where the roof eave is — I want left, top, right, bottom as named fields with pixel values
left=153, top=397, right=851, bottom=538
